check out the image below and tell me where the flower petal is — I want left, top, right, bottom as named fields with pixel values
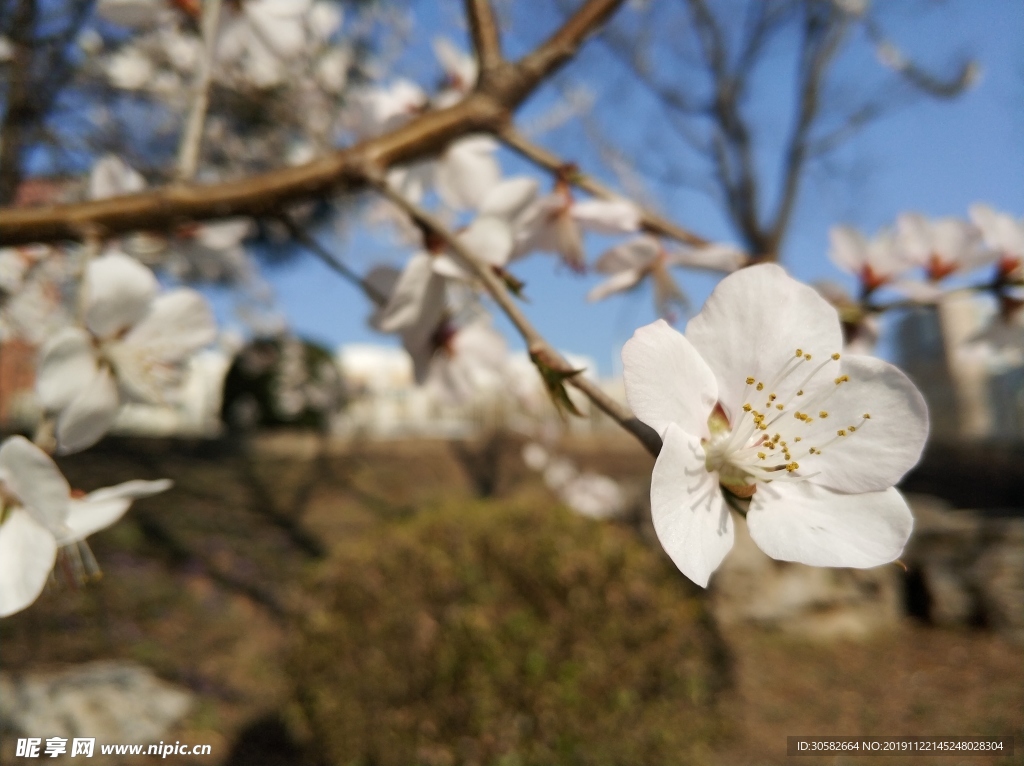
left=622, top=319, right=718, bottom=440
left=56, top=366, right=120, bottom=455
left=376, top=253, right=446, bottom=334
left=685, top=264, right=844, bottom=419
left=670, top=242, right=747, bottom=272
left=828, top=226, right=869, bottom=275
left=587, top=268, right=643, bottom=302
left=479, top=177, right=538, bottom=221
left=594, top=237, right=659, bottom=274
left=436, top=137, right=502, bottom=211
left=36, top=328, right=100, bottom=412
left=121, top=289, right=217, bottom=359
left=84, top=251, right=158, bottom=339
left=60, top=478, right=172, bottom=545
left=748, top=482, right=913, bottom=568
left=0, top=508, right=57, bottom=617
left=571, top=199, right=641, bottom=234
left=0, top=435, right=70, bottom=530
left=651, top=423, right=733, bottom=587
left=796, top=354, right=929, bottom=493
left=458, top=217, right=513, bottom=268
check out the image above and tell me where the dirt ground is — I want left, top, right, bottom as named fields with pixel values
left=1, top=434, right=1021, bottom=765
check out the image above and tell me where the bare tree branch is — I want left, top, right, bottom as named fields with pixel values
left=175, top=0, right=223, bottom=181
left=465, top=0, right=504, bottom=76
left=0, top=0, right=628, bottom=246
left=372, top=177, right=663, bottom=459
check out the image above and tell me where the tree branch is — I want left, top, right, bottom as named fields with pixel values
left=372, top=176, right=663, bottom=459
left=0, top=0, right=628, bottom=247
left=499, top=126, right=714, bottom=251
left=175, top=0, right=222, bottom=181
left=465, top=0, right=503, bottom=76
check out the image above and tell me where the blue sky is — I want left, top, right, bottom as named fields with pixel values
left=227, top=0, right=1024, bottom=376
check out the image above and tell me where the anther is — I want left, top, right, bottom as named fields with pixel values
left=776, top=404, right=784, bottom=410
left=797, top=390, right=804, bottom=396
left=768, top=393, right=777, bottom=402
left=831, top=353, right=840, bottom=361
left=863, top=413, right=871, bottom=419
left=834, top=375, right=849, bottom=385
left=757, top=452, right=766, bottom=460
left=795, top=349, right=803, bottom=357
left=837, top=429, right=846, bottom=436
left=819, top=411, right=828, bottom=418
left=794, top=437, right=802, bottom=442
left=746, top=376, right=755, bottom=384
left=849, top=426, right=857, bottom=432
left=756, top=382, right=764, bottom=391
left=804, top=354, right=812, bottom=360
left=742, top=404, right=752, bottom=412
left=785, top=462, right=800, bottom=472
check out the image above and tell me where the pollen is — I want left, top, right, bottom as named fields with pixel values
left=831, top=353, right=841, bottom=360
left=837, top=429, right=846, bottom=436
left=746, top=376, right=755, bottom=384
left=742, top=403, right=752, bottom=412
left=819, top=411, right=828, bottom=418
left=785, top=462, right=800, bottom=472
left=756, top=382, right=764, bottom=391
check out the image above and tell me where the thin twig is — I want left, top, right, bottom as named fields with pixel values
left=175, top=0, right=223, bottom=181
left=498, top=126, right=716, bottom=252
left=465, top=0, right=504, bottom=75
left=280, top=216, right=388, bottom=306
left=372, top=177, right=663, bottom=459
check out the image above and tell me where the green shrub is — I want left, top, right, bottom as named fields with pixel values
left=290, top=501, right=728, bottom=766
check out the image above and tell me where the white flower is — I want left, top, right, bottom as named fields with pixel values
left=560, top=473, right=626, bottom=520
left=969, top=204, right=1024, bottom=281
left=622, top=264, right=928, bottom=586
left=36, top=252, right=216, bottom=454
left=354, top=79, right=427, bottom=136
left=89, top=155, right=146, bottom=200
left=516, top=183, right=641, bottom=272
left=588, top=237, right=747, bottom=316
left=521, top=442, right=550, bottom=472
left=432, top=177, right=539, bottom=282
left=829, top=225, right=911, bottom=294
left=0, top=435, right=171, bottom=617
left=897, top=213, right=992, bottom=280
left=105, top=46, right=156, bottom=91
left=434, top=136, right=502, bottom=212
left=433, top=37, right=477, bottom=106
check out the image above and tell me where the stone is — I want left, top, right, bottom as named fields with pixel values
left=903, top=494, right=1024, bottom=645
left=710, top=510, right=902, bottom=640
left=0, top=661, right=192, bottom=743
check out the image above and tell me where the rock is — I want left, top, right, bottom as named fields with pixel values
left=0, top=661, right=192, bottom=743
left=903, top=494, right=1024, bottom=645
left=710, top=510, right=902, bottom=640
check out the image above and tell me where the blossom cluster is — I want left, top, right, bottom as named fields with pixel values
left=0, top=1, right=1017, bottom=614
